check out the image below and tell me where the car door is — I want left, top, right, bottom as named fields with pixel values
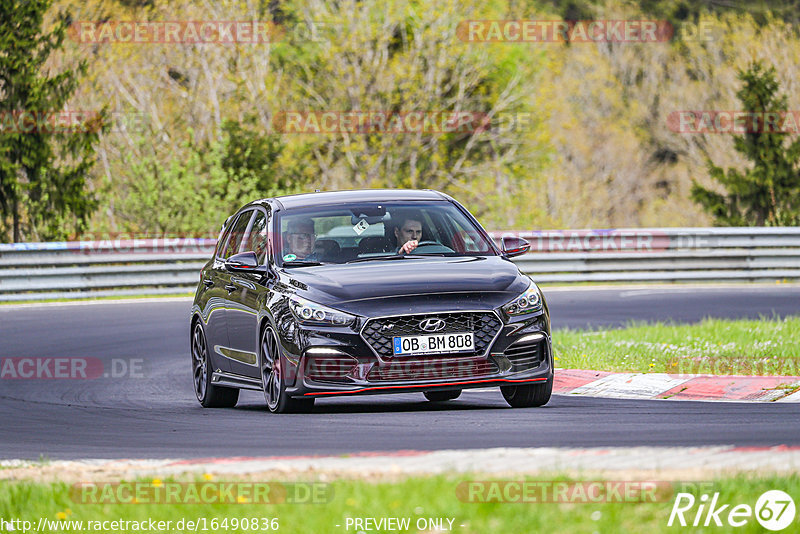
left=226, top=207, right=271, bottom=378
left=209, top=209, right=255, bottom=372
left=200, top=217, right=240, bottom=374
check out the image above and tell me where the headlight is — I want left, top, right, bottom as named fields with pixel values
left=288, top=295, right=356, bottom=326
left=502, top=280, right=543, bottom=316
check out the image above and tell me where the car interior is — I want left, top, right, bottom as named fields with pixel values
left=278, top=205, right=491, bottom=265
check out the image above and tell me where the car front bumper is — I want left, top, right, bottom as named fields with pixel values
left=284, top=329, right=554, bottom=399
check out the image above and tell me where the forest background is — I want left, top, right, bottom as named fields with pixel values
left=2, top=0, right=800, bottom=241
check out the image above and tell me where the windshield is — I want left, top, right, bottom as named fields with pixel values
left=275, top=201, right=497, bottom=265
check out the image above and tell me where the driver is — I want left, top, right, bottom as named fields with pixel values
left=284, top=218, right=317, bottom=261
left=394, top=215, right=423, bottom=254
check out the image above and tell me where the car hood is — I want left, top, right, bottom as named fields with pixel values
left=279, top=256, right=529, bottom=316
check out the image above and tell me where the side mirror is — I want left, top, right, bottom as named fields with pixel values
left=501, top=236, right=530, bottom=258
left=225, top=251, right=268, bottom=274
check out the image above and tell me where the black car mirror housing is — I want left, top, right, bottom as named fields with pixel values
left=225, top=251, right=269, bottom=275
left=501, top=236, right=530, bottom=258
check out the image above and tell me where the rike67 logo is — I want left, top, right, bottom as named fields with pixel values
left=669, top=490, right=796, bottom=531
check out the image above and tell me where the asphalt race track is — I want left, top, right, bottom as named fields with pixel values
left=1, top=285, right=799, bottom=460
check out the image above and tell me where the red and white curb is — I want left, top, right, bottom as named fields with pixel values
left=4, top=446, right=800, bottom=479
left=554, top=370, right=800, bottom=402
left=158, top=446, right=800, bottom=476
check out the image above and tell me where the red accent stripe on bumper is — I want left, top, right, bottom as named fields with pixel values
left=302, top=377, right=548, bottom=396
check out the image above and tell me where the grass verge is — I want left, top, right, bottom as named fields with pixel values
left=553, top=317, right=800, bottom=376
left=1, top=474, right=798, bottom=533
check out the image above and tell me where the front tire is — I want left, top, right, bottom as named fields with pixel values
left=261, top=325, right=315, bottom=414
left=424, top=389, right=462, bottom=402
left=501, top=379, right=552, bottom=408
left=191, top=321, right=239, bottom=408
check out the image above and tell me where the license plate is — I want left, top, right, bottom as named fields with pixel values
left=392, top=332, right=474, bottom=356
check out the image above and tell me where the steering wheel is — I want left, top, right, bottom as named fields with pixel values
left=410, top=240, right=455, bottom=254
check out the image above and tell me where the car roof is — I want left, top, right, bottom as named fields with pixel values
left=251, top=189, right=448, bottom=210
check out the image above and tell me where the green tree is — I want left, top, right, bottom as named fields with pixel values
left=114, top=120, right=303, bottom=234
left=274, top=0, right=553, bottom=229
left=0, top=0, right=101, bottom=242
left=691, top=62, right=800, bottom=226
left=220, top=118, right=302, bottom=195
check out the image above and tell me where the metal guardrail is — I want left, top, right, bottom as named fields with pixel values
left=0, top=238, right=214, bottom=301
left=489, top=227, right=800, bottom=284
left=0, top=228, right=798, bottom=301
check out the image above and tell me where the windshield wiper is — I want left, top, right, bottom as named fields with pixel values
left=282, top=260, right=326, bottom=267
left=346, top=254, right=405, bottom=263
left=346, top=253, right=446, bottom=264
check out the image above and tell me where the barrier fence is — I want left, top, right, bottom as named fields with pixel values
left=0, top=227, right=798, bottom=301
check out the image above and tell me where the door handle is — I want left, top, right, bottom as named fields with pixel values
left=203, top=278, right=214, bottom=288
left=225, top=284, right=237, bottom=292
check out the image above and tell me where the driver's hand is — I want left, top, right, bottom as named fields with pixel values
left=400, top=240, right=418, bottom=254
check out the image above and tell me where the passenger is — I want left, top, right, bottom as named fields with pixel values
left=284, top=218, right=317, bottom=261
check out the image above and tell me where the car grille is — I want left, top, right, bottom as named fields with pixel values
left=503, top=337, right=545, bottom=371
left=361, top=312, right=502, bottom=358
left=367, top=355, right=499, bottom=382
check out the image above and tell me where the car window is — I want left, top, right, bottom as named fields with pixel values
left=275, top=201, right=496, bottom=265
left=223, top=210, right=254, bottom=259
left=244, top=211, right=269, bottom=264
left=448, top=216, right=492, bottom=253
left=214, top=223, right=231, bottom=259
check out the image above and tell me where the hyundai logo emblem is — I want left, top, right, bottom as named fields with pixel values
left=419, top=318, right=446, bottom=332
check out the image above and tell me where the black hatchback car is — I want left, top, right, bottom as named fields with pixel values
left=190, top=189, right=553, bottom=412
